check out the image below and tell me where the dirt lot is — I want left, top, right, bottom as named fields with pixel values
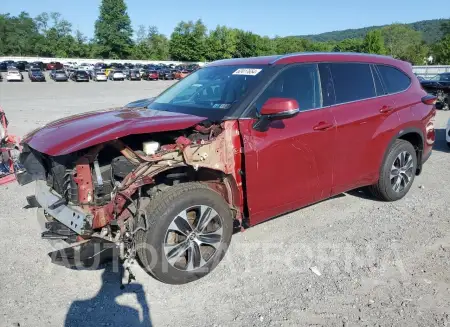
left=0, top=73, right=449, bottom=327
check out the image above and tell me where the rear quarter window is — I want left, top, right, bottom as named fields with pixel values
left=376, top=65, right=411, bottom=94
left=330, top=63, right=376, bottom=104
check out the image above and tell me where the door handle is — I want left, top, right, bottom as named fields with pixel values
left=313, top=121, right=334, bottom=131
left=379, top=105, right=394, bottom=113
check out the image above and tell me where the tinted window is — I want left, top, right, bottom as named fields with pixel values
left=371, top=65, right=385, bottom=96
left=318, top=64, right=335, bottom=106
left=376, top=65, right=411, bottom=94
left=439, top=74, right=450, bottom=82
left=255, top=64, right=321, bottom=112
left=330, top=63, right=376, bottom=104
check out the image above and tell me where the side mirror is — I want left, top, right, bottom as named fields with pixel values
left=259, top=98, right=300, bottom=120
left=253, top=98, right=300, bottom=131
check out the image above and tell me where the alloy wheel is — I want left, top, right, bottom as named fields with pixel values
left=390, top=151, right=414, bottom=193
left=164, top=205, right=223, bottom=271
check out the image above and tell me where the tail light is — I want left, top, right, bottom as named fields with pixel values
left=422, top=95, right=437, bottom=105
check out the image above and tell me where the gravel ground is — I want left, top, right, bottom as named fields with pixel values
left=0, top=73, right=449, bottom=327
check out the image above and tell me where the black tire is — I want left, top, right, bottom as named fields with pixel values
left=136, top=182, right=233, bottom=284
left=447, top=142, right=450, bottom=149
left=367, top=139, right=417, bottom=201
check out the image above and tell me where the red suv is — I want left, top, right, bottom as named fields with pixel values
left=46, top=61, right=63, bottom=70
left=17, top=53, right=436, bottom=284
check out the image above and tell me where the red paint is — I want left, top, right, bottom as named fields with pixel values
left=73, top=159, right=94, bottom=206
left=22, top=53, right=435, bottom=231
left=239, top=107, right=336, bottom=225
left=23, top=107, right=207, bottom=156
left=260, top=98, right=299, bottom=115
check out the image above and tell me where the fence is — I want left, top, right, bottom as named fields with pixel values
left=412, top=65, right=450, bottom=79
left=0, top=56, right=205, bottom=66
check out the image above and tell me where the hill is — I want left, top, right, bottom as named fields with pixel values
left=297, top=19, right=449, bottom=43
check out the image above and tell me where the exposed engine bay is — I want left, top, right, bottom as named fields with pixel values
left=18, top=120, right=244, bottom=270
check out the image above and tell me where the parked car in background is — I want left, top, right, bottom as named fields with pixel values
left=50, top=69, right=69, bottom=82
left=6, top=68, right=23, bottom=82
left=158, top=69, right=174, bottom=80
left=108, top=70, right=125, bottom=81
left=174, top=70, right=189, bottom=80
left=46, top=62, right=63, bottom=71
left=14, top=61, right=28, bottom=72
left=142, top=70, right=159, bottom=81
left=0, top=62, right=8, bottom=72
left=126, top=69, right=141, bottom=80
left=27, top=61, right=46, bottom=71
left=420, top=73, right=450, bottom=110
left=70, top=70, right=90, bottom=82
left=92, top=71, right=107, bottom=82
left=28, top=68, right=46, bottom=82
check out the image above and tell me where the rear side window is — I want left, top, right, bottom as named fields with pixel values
left=330, top=63, right=376, bottom=104
left=376, top=65, right=411, bottom=94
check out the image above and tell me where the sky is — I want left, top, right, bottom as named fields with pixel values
left=3, top=0, right=450, bottom=39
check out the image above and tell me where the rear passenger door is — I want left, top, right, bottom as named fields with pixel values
left=323, top=62, right=398, bottom=195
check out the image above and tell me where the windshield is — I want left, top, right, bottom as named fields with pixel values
left=151, top=65, right=265, bottom=111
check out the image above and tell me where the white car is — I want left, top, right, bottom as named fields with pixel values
left=446, top=118, right=450, bottom=148
left=109, top=70, right=125, bottom=81
left=93, top=72, right=107, bottom=82
left=77, top=63, right=94, bottom=72
left=6, top=69, right=23, bottom=82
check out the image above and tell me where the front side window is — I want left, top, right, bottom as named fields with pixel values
left=330, top=63, right=376, bottom=104
left=376, top=65, right=411, bottom=94
left=255, top=64, right=322, bottom=112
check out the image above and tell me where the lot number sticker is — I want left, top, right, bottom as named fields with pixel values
left=232, top=68, right=262, bottom=76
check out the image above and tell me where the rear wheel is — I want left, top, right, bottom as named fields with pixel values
left=367, top=139, right=417, bottom=201
left=136, top=182, right=233, bottom=284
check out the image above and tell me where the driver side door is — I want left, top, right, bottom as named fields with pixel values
left=239, top=64, right=336, bottom=226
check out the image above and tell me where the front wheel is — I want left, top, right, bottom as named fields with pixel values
left=367, top=139, right=417, bottom=201
left=136, top=182, right=233, bottom=284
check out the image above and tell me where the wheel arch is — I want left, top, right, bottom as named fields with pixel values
left=146, top=166, right=242, bottom=221
left=382, top=127, right=424, bottom=176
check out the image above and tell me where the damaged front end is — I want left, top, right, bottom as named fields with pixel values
left=19, top=120, right=244, bottom=269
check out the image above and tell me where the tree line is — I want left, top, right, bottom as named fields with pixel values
left=0, top=0, right=449, bottom=65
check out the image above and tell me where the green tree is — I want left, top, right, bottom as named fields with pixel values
left=433, top=35, right=450, bottom=64
left=275, top=36, right=307, bottom=54
left=0, top=12, right=40, bottom=56
left=206, top=25, right=237, bottom=61
left=169, top=20, right=207, bottom=61
left=382, top=24, right=423, bottom=61
left=147, top=26, right=169, bottom=60
left=362, top=30, right=386, bottom=54
left=333, top=38, right=364, bottom=52
left=233, top=30, right=260, bottom=58
left=94, top=0, right=133, bottom=59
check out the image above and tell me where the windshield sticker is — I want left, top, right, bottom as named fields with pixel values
left=232, top=68, right=262, bottom=76
left=213, top=103, right=231, bottom=109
